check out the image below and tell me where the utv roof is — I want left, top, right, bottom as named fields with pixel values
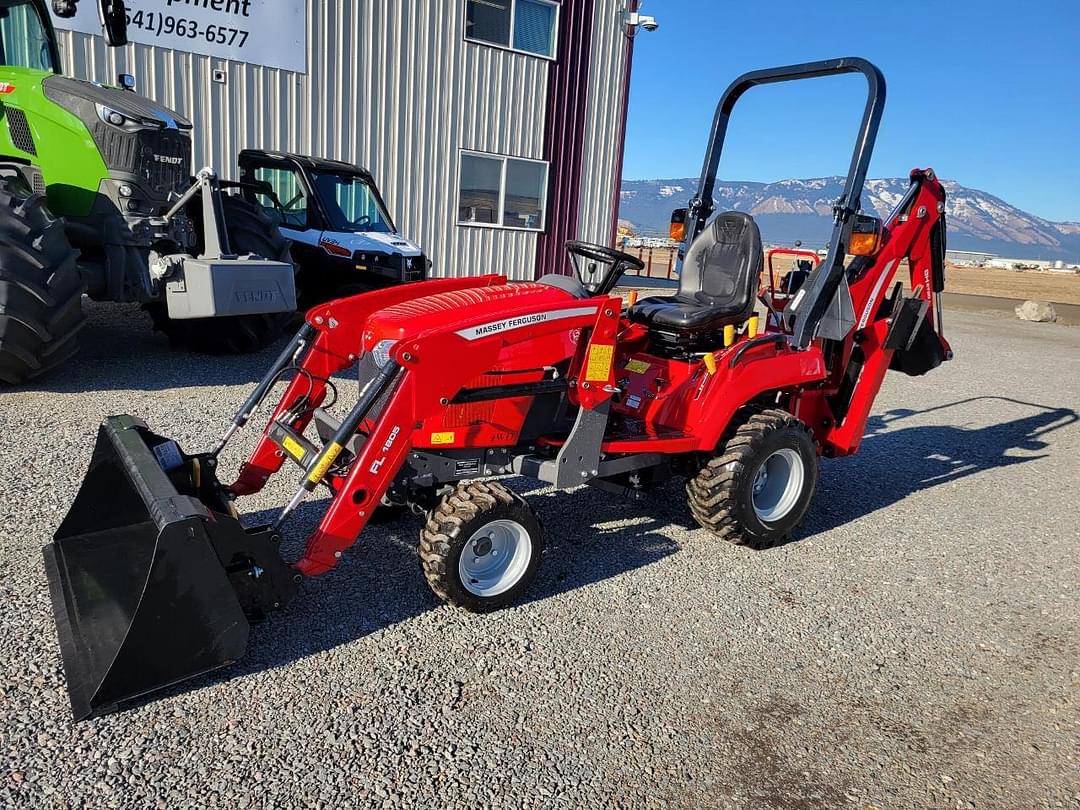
left=239, top=149, right=374, bottom=179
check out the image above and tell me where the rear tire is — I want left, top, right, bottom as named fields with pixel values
left=687, top=408, right=818, bottom=549
left=0, top=176, right=84, bottom=385
left=147, top=194, right=294, bottom=354
left=419, top=481, right=543, bottom=612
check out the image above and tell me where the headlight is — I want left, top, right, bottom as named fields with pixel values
left=370, top=339, right=396, bottom=368
left=96, top=103, right=126, bottom=127
left=95, top=103, right=161, bottom=131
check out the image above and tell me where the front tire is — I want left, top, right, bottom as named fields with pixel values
left=687, top=408, right=818, bottom=549
left=419, top=481, right=543, bottom=612
left=0, top=176, right=84, bottom=384
left=147, top=194, right=294, bottom=354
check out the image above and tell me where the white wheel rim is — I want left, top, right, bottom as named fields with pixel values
left=458, top=519, right=533, bottom=597
left=751, top=448, right=805, bottom=523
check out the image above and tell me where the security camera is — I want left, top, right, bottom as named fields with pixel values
left=627, top=12, right=659, bottom=32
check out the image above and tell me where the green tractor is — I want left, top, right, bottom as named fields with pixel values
left=0, top=0, right=296, bottom=384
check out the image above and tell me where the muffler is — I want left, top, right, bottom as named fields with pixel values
left=43, top=415, right=297, bottom=720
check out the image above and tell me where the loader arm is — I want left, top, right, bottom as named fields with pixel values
left=229, top=275, right=508, bottom=495
left=290, top=295, right=619, bottom=576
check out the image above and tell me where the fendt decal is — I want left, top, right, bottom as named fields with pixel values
left=455, top=307, right=598, bottom=341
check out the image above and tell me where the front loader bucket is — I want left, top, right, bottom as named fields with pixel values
left=44, top=415, right=296, bottom=720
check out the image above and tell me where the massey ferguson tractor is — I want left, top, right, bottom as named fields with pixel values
left=0, top=0, right=296, bottom=384
left=44, top=58, right=952, bottom=719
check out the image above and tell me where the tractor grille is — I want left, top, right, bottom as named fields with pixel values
left=351, top=249, right=427, bottom=282
left=6, top=107, right=36, bottom=156
left=91, top=123, right=191, bottom=198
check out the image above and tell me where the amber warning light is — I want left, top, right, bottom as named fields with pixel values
left=848, top=214, right=883, bottom=256
left=669, top=208, right=687, bottom=242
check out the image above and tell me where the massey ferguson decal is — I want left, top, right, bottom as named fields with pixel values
left=455, top=307, right=598, bottom=341
left=857, top=259, right=897, bottom=329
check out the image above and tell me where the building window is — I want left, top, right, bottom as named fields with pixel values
left=465, top=0, right=558, bottom=59
left=458, top=151, right=548, bottom=231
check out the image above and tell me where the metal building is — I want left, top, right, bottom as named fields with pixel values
left=51, top=1, right=636, bottom=281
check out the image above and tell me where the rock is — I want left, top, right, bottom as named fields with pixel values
left=1015, top=300, right=1057, bottom=322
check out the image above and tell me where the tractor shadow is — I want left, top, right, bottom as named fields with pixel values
left=22, top=301, right=296, bottom=393
left=802, top=396, right=1078, bottom=535
left=164, top=485, right=684, bottom=694
left=133, top=397, right=1076, bottom=707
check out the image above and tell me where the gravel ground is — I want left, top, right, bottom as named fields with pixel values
left=1, top=302, right=1078, bottom=809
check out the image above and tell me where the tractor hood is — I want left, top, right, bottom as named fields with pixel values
left=362, top=282, right=597, bottom=351
left=40, top=76, right=193, bottom=200
left=285, top=227, right=423, bottom=258
left=42, top=76, right=192, bottom=131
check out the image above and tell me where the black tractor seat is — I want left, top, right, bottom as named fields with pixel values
left=627, top=211, right=762, bottom=353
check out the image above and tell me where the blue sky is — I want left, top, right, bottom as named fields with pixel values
left=621, top=0, right=1080, bottom=222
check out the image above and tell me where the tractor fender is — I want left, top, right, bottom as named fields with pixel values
left=687, top=344, right=827, bottom=450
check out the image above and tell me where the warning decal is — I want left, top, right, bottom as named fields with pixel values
left=585, top=344, right=614, bottom=382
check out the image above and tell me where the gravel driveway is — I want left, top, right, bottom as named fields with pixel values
left=1, top=303, right=1077, bottom=809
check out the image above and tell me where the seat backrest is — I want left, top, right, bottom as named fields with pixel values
left=678, top=211, right=763, bottom=312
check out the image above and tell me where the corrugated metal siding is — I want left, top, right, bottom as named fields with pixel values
left=577, top=3, right=630, bottom=246
left=56, top=1, right=627, bottom=279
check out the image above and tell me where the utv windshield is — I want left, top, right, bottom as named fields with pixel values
left=311, top=171, right=394, bottom=233
left=0, top=0, right=56, bottom=72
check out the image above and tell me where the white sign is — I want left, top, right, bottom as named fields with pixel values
left=50, top=0, right=307, bottom=74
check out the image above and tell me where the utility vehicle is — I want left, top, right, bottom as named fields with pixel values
left=238, top=149, right=427, bottom=306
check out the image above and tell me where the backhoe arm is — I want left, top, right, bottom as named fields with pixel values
left=820, top=168, right=951, bottom=456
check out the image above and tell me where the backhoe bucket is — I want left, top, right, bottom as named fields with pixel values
left=44, top=415, right=296, bottom=720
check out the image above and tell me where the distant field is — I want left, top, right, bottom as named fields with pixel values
left=621, top=246, right=1080, bottom=305
left=933, top=265, right=1080, bottom=305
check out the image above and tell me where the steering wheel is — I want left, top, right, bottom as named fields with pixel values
left=565, top=240, right=645, bottom=295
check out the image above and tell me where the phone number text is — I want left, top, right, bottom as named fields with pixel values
left=125, top=11, right=250, bottom=47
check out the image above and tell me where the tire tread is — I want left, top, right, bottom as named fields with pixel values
left=0, top=177, right=84, bottom=385
left=686, top=407, right=816, bottom=549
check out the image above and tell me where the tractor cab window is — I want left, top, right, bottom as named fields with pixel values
left=246, top=165, right=308, bottom=229
left=0, top=0, right=56, bottom=72
left=310, top=171, right=393, bottom=234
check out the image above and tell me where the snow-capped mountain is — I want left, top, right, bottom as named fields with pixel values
left=619, top=177, right=1080, bottom=260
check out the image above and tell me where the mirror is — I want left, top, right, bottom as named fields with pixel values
left=117, top=73, right=135, bottom=91
left=98, top=0, right=128, bottom=47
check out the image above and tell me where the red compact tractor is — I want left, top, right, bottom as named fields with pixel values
left=45, top=58, right=952, bottom=718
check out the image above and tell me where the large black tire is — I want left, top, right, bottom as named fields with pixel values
left=147, top=194, right=294, bottom=354
left=0, top=176, right=84, bottom=384
left=687, top=408, right=818, bottom=549
left=419, top=481, right=543, bottom=612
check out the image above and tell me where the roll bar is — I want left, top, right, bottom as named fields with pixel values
left=685, top=57, right=887, bottom=349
